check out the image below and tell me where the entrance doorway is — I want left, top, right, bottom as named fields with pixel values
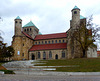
left=55, top=54, right=58, bottom=59
left=32, top=54, right=35, bottom=60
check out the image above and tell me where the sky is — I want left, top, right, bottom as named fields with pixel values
left=0, top=0, right=100, bottom=49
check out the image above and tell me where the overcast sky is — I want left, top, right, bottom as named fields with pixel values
left=0, top=0, right=100, bottom=49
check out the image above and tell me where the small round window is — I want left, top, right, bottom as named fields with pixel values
left=74, top=11, right=77, bottom=14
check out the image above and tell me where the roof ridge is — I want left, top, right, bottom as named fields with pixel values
left=23, top=21, right=38, bottom=29
left=36, top=32, right=66, bottom=36
left=15, top=16, right=21, bottom=20
left=72, top=6, right=80, bottom=10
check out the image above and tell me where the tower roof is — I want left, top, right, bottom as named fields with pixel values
left=72, top=6, right=80, bottom=10
left=23, top=21, right=37, bottom=28
left=39, top=32, right=42, bottom=35
left=15, top=16, right=21, bottom=20
left=80, top=15, right=86, bottom=19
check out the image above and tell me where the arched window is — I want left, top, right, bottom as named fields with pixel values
left=15, top=21, right=17, bottom=23
left=30, top=28, right=31, bottom=31
left=63, top=40, right=65, bottom=43
left=43, top=51, right=46, bottom=59
left=24, top=29, right=26, bottom=32
left=59, top=40, right=61, bottom=43
left=45, top=41, right=47, bottom=44
left=74, top=11, right=77, bottom=14
left=39, top=41, right=40, bottom=44
left=62, top=51, right=65, bottom=58
left=48, top=41, right=50, bottom=44
left=35, top=42, right=37, bottom=45
left=27, top=29, right=29, bottom=31
left=52, top=40, right=54, bottom=43
left=49, top=51, right=52, bottom=58
left=38, top=52, right=40, bottom=58
left=55, top=40, right=57, bottom=43
left=42, top=41, right=43, bottom=44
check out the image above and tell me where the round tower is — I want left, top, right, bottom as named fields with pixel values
left=71, top=6, right=80, bottom=29
left=14, top=16, right=22, bottom=36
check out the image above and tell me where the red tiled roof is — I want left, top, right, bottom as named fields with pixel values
left=97, top=51, right=100, bottom=54
left=29, top=43, right=67, bottom=51
left=22, top=32, right=33, bottom=39
left=34, top=32, right=67, bottom=40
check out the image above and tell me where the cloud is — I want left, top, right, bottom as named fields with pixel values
left=0, top=0, right=100, bottom=46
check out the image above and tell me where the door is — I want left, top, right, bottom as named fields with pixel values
left=55, top=54, right=58, bottom=59
left=32, top=54, right=35, bottom=60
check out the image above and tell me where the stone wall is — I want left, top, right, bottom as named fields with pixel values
left=23, top=26, right=39, bottom=39
left=12, top=35, right=33, bottom=60
left=29, top=49, right=67, bottom=60
left=87, top=47, right=97, bottom=58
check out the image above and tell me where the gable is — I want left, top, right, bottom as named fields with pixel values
left=22, top=31, right=33, bottom=40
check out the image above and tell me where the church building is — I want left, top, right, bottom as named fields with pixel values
left=12, top=6, right=97, bottom=60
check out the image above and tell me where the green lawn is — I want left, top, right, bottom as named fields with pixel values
left=34, top=58, right=100, bottom=72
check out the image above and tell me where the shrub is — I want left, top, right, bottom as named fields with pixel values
left=0, top=70, right=15, bottom=74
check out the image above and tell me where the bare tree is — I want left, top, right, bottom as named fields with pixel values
left=0, top=17, right=3, bottom=41
left=70, top=16, right=100, bottom=57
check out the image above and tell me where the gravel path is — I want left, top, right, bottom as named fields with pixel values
left=0, top=74, right=100, bottom=81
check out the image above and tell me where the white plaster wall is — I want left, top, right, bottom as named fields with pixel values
left=87, top=47, right=97, bottom=58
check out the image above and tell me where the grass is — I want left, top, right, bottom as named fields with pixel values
left=34, top=58, right=100, bottom=72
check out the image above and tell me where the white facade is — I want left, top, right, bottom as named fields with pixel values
left=87, top=47, right=97, bottom=58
